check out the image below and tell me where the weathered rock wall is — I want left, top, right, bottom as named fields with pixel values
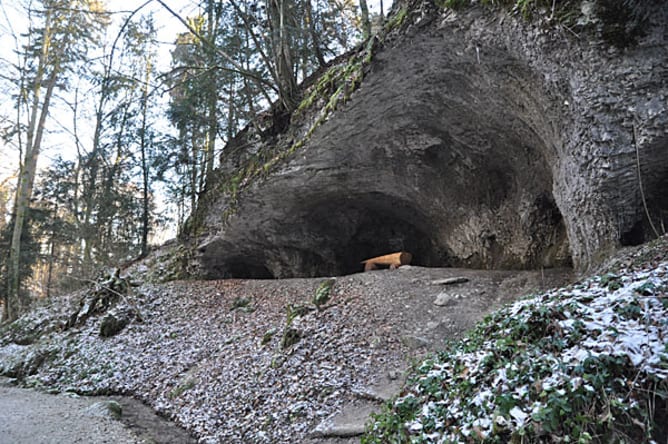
left=193, top=1, right=668, bottom=278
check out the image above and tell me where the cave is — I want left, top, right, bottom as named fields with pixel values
left=197, top=18, right=590, bottom=279
left=295, top=194, right=449, bottom=276
left=201, top=136, right=572, bottom=279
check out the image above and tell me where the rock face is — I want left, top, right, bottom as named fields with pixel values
left=193, top=1, right=668, bottom=278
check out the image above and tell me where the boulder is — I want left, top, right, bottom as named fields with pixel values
left=100, top=306, right=139, bottom=338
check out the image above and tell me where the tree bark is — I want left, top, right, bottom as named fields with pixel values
left=7, top=67, right=59, bottom=320
left=305, top=0, right=325, bottom=68
left=359, top=0, right=371, bottom=40
left=268, top=0, right=298, bottom=110
left=204, top=0, right=218, bottom=184
left=139, top=58, right=152, bottom=257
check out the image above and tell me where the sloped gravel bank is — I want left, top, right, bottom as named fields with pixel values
left=0, top=265, right=570, bottom=443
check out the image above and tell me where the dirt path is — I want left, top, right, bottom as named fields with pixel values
left=0, top=384, right=138, bottom=444
left=0, top=378, right=196, bottom=444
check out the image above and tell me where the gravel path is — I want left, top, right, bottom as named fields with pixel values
left=0, top=383, right=139, bottom=444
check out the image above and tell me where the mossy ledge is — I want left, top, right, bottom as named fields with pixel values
left=184, top=4, right=416, bottom=237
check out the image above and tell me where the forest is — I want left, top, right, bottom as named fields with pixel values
left=0, top=0, right=383, bottom=322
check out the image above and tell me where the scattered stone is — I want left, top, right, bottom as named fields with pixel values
left=388, top=369, right=402, bottom=380
left=352, top=378, right=405, bottom=403
left=84, top=400, right=123, bottom=420
left=310, top=402, right=376, bottom=438
left=431, top=277, right=469, bottom=286
left=311, top=421, right=366, bottom=438
left=433, top=292, right=464, bottom=306
left=401, top=335, right=431, bottom=350
left=100, top=306, right=138, bottom=337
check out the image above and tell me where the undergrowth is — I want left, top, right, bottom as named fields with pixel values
left=438, top=0, right=571, bottom=18
left=363, top=260, right=668, bottom=443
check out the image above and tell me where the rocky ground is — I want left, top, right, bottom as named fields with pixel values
left=0, top=253, right=572, bottom=443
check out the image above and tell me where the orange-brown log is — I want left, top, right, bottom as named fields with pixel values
left=361, top=251, right=412, bottom=271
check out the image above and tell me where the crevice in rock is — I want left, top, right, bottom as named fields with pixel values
left=621, top=136, right=668, bottom=246
left=641, top=136, right=668, bottom=239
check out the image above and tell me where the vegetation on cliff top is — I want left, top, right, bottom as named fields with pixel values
left=438, top=0, right=650, bottom=48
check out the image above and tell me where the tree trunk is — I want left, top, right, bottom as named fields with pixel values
left=139, top=58, right=152, bottom=257
left=204, top=0, right=218, bottom=185
left=305, top=0, right=325, bottom=68
left=6, top=67, right=59, bottom=320
left=359, top=0, right=371, bottom=40
left=45, top=204, right=57, bottom=298
left=268, top=0, right=298, bottom=110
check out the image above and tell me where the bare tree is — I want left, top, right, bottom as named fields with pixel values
left=4, top=0, right=109, bottom=321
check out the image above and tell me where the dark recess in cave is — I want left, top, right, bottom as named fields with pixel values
left=300, top=196, right=449, bottom=277
left=622, top=138, right=668, bottom=246
left=216, top=258, right=274, bottom=279
left=620, top=220, right=646, bottom=246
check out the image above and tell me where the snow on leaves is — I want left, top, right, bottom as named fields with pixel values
left=366, top=261, right=668, bottom=443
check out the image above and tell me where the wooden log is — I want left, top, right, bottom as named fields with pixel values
left=361, top=251, right=412, bottom=271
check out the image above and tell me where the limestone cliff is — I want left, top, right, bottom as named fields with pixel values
left=189, top=0, right=668, bottom=279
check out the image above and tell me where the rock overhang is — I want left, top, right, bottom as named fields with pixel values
left=194, top=3, right=668, bottom=279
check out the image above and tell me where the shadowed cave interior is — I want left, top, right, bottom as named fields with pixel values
left=203, top=179, right=573, bottom=279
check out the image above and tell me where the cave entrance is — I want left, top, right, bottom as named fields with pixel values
left=298, top=193, right=448, bottom=277
left=224, top=258, right=274, bottom=279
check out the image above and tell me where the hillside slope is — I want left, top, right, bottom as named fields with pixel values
left=1, top=258, right=570, bottom=443
left=365, top=236, right=668, bottom=442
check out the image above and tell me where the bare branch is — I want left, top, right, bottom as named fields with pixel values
left=154, top=0, right=277, bottom=96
